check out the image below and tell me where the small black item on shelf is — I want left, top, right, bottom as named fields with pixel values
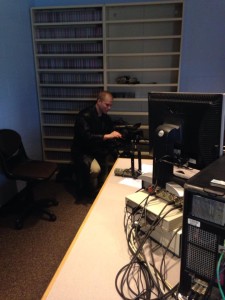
left=116, top=75, right=140, bottom=85
left=112, top=92, right=136, bottom=98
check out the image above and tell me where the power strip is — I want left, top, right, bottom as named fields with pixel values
left=156, top=183, right=184, bottom=207
left=125, top=191, right=183, bottom=232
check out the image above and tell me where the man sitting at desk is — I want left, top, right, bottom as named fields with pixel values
left=71, top=91, right=122, bottom=196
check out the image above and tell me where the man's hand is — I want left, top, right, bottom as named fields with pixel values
left=103, top=131, right=122, bottom=140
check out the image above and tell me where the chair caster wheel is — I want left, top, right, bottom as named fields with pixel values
left=48, top=198, right=58, bottom=206
left=53, top=200, right=59, bottom=206
left=49, top=214, right=56, bottom=222
left=15, top=219, right=23, bottom=230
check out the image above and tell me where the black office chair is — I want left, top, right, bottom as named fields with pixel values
left=0, top=129, right=58, bottom=229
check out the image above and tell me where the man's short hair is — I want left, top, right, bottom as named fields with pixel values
left=97, top=91, right=113, bottom=102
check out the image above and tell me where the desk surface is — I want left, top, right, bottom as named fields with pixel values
left=42, top=158, right=180, bottom=300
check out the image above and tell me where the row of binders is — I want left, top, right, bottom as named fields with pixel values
left=33, top=8, right=102, bottom=24
left=44, top=126, right=74, bottom=136
left=44, top=139, right=72, bottom=149
left=43, top=114, right=75, bottom=125
left=38, top=57, right=103, bottom=69
left=42, top=100, right=94, bottom=112
left=35, top=26, right=102, bottom=39
left=40, top=72, right=103, bottom=84
left=45, top=151, right=72, bottom=161
left=40, top=87, right=102, bottom=98
left=36, top=41, right=103, bottom=54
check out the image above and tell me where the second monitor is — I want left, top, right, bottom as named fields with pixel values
left=148, top=92, right=225, bottom=188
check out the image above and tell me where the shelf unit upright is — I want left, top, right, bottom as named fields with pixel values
left=31, top=1, right=183, bottom=164
left=31, top=5, right=104, bottom=163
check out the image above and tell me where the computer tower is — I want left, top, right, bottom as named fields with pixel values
left=179, top=156, right=225, bottom=299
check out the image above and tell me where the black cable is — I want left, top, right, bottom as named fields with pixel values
left=140, top=206, right=180, bottom=298
left=159, top=226, right=182, bottom=285
left=115, top=260, right=154, bottom=300
left=117, top=190, right=181, bottom=299
left=155, top=283, right=180, bottom=300
left=117, top=198, right=161, bottom=299
left=115, top=204, right=177, bottom=299
left=139, top=205, right=181, bottom=297
left=124, top=194, right=156, bottom=258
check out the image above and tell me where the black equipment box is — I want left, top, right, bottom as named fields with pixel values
left=179, top=155, right=225, bottom=299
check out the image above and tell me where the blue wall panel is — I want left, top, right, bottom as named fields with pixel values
left=180, top=0, right=225, bottom=92
left=0, top=0, right=41, bottom=206
left=0, top=0, right=41, bottom=158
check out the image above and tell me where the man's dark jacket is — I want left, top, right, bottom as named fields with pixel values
left=71, top=105, right=116, bottom=161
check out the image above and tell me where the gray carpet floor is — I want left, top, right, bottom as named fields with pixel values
left=0, top=180, right=92, bottom=300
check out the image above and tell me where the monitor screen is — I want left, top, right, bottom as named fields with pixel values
left=148, top=92, right=225, bottom=187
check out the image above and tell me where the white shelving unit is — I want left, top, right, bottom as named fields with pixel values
left=31, top=5, right=104, bottom=163
left=105, top=1, right=183, bottom=155
left=31, top=1, right=183, bottom=163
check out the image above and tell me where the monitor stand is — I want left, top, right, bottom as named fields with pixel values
left=114, top=142, right=142, bottom=179
left=173, top=166, right=200, bottom=180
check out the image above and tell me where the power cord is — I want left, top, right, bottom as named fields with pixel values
left=117, top=198, right=180, bottom=299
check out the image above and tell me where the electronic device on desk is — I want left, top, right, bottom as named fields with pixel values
left=179, top=155, right=225, bottom=300
left=125, top=190, right=183, bottom=256
left=125, top=191, right=183, bottom=232
left=140, top=223, right=182, bottom=257
left=114, top=122, right=143, bottom=179
left=114, top=167, right=141, bottom=179
left=138, top=172, right=152, bottom=189
left=148, top=92, right=225, bottom=189
left=156, top=181, right=184, bottom=207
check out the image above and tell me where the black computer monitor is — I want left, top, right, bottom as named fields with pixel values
left=148, top=92, right=225, bottom=187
